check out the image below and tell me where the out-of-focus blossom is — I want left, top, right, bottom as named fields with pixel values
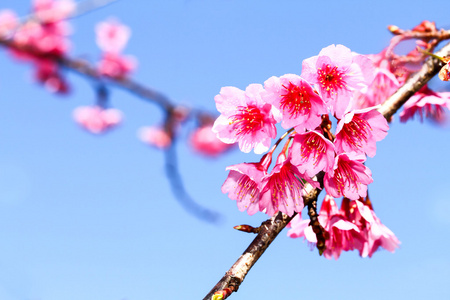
left=96, top=19, right=131, bottom=53
left=353, top=68, right=400, bottom=109
left=222, top=153, right=272, bottom=215
left=190, top=125, right=234, bottom=157
left=212, top=84, right=279, bottom=154
left=0, top=10, right=18, bottom=39
left=12, top=16, right=71, bottom=57
left=95, top=19, right=136, bottom=78
left=334, top=107, right=389, bottom=157
left=399, top=85, right=450, bottom=123
left=301, top=44, right=375, bottom=118
left=35, top=58, right=69, bottom=93
left=33, top=0, right=75, bottom=23
left=73, top=106, right=122, bottom=134
left=138, top=126, right=172, bottom=149
left=263, top=74, right=327, bottom=132
left=97, top=52, right=136, bottom=78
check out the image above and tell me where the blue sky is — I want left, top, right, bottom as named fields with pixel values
left=0, top=1, right=449, bottom=300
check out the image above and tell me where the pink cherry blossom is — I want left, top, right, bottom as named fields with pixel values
left=13, top=19, right=71, bottom=57
left=399, top=85, right=450, bottom=123
left=0, top=10, right=18, bottom=39
left=287, top=195, right=360, bottom=260
left=97, top=52, right=136, bottom=78
left=190, top=125, right=234, bottom=157
left=73, top=106, right=122, bottom=134
left=324, top=153, right=373, bottom=200
left=301, top=44, right=375, bottom=118
left=221, top=153, right=272, bottom=215
left=96, top=19, right=131, bottom=53
left=343, top=199, right=400, bottom=257
left=289, top=130, right=335, bottom=177
left=35, top=58, right=69, bottom=93
left=138, top=126, right=172, bottom=149
left=259, top=152, right=318, bottom=216
left=33, top=0, right=75, bottom=24
left=212, top=84, right=279, bottom=154
left=353, top=68, right=400, bottom=109
left=334, top=107, right=389, bottom=157
left=263, top=74, right=327, bottom=132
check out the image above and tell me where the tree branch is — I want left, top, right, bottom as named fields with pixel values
left=203, top=40, right=450, bottom=300
left=378, top=41, right=450, bottom=120
left=203, top=183, right=321, bottom=300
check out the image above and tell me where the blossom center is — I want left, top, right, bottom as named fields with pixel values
left=236, top=175, right=259, bottom=202
left=229, top=105, right=265, bottom=135
left=268, top=165, right=304, bottom=207
left=301, top=133, right=326, bottom=165
left=317, top=64, right=347, bottom=94
left=280, top=82, right=311, bottom=118
left=334, top=160, right=359, bottom=195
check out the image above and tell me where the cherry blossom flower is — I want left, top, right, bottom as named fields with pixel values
left=33, top=0, right=75, bottom=24
left=287, top=195, right=360, bottom=260
left=324, top=153, right=373, bottom=200
left=334, top=107, right=389, bottom=157
left=301, top=44, right=375, bottom=118
left=96, top=19, right=131, bottom=53
left=0, top=10, right=18, bottom=39
left=190, top=125, right=234, bottom=157
left=212, top=84, right=279, bottom=154
left=343, top=198, right=400, bottom=257
left=222, top=153, right=272, bottom=215
left=259, top=151, right=318, bottom=216
left=97, top=52, right=136, bottom=78
left=73, top=106, right=122, bottom=134
left=263, top=74, right=327, bottom=132
left=353, top=68, right=400, bottom=109
left=13, top=17, right=71, bottom=57
left=289, top=130, right=335, bottom=177
left=138, top=126, right=172, bottom=149
left=399, top=85, right=450, bottom=123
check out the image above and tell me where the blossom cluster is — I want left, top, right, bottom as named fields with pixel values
left=215, top=44, right=399, bottom=257
left=288, top=195, right=400, bottom=259
left=355, top=43, right=450, bottom=123
left=0, top=0, right=74, bottom=93
left=0, top=1, right=231, bottom=155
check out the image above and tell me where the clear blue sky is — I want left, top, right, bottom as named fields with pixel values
left=0, top=1, right=449, bottom=299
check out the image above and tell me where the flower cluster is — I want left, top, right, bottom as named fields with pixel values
left=217, top=44, right=388, bottom=214
left=287, top=195, right=400, bottom=259
left=352, top=25, right=450, bottom=123
left=0, top=0, right=74, bottom=93
left=216, top=44, right=397, bottom=258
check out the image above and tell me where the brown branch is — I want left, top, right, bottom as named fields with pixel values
left=378, top=41, right=450, bottom=120
left=0, top=37, right=223, bottom=224
left=203, top=183, right=321, bottom=300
